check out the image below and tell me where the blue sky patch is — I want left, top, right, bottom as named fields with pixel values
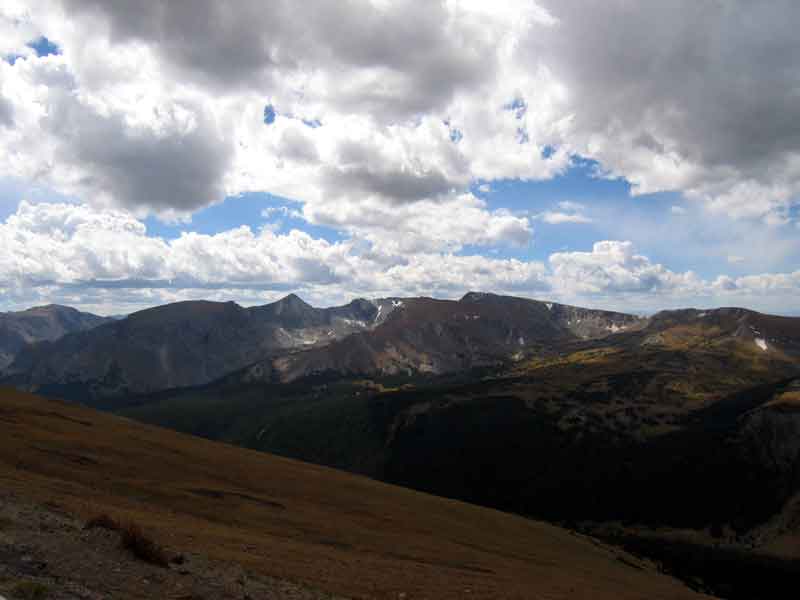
left=503, top=97, right=527, bottom=119
left=27, top=36, right=61, bottom=57
left=263, top=104, right=276, bottom=125
left=143, top=192, right=344, bottom=244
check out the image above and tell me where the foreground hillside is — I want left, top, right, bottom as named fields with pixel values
left=0, top=387, right=706, bottom=600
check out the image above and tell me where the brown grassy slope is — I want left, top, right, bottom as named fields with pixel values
left=0, top=387, right=709, bottom=600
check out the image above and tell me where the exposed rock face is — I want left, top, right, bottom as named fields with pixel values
left=0, top=305, right=112, bottom=369
left=262, top=293, right=644, bottom=383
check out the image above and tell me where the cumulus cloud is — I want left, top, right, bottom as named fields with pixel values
left=540, top=212, right=591, bottom=224
left=713, top=271, right=800, bottom=295
left=0, top=0, right=567, bottom=222
left=1, top=52, right=231, bottom=217
left=0, top=0, right=797, bottom=227
left=0, top=201, right=346, bottom=288
left=0, top=96, right=12, bottom=127
left=0, top=201, right=541, bottom=309
left=2, top=202, right=798, bottom=315
left=538, top=201, right=592, bottom=224
left=303, top=193, right=532, bottom=254
left=61, top=0, right=494, bottom=117
left=0, top=2, right=43, bottom=58
left=545, top=241, right=800, bottom=313
left=533, top=0, right=800, bottom=223
left=261, top=205, right=302, bottom=220
left=0, top=2, right=798, bottom=314
left=549, top=241, right=704, bottom=296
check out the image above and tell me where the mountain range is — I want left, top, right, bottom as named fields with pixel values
left=3, top=292, right=800, bottom=597
left=2, top=294, right=381, bottom=400
left=1, top=292, right=643, bottom=400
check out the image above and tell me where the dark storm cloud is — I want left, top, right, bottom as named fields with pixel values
left=62, top=0, right=493, bottom=120
left=46, top=91, right=231, bottom=214
left=0, top=95, right=13, bottom=127
left=321, top=164, right=454, bottom=204
left=535, top=0, right=800, bottom=178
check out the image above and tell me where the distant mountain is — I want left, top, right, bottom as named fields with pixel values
left=2, top=292, right=645, bottom=400
left=0, top=304, right=112, bottom=369
left=244, top=292, right=643, bottom=383
left=638, top=306, right=800, bottom=357
left=3, top=295, right=380, bottom=401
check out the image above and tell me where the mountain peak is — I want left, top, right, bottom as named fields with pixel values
left=278, top=293, right=311, bottom=307
left=460, top=291, right=492, bottom=303
left=251, top=293, right=318, bottom=323
left=18, top=304, right=76, bottom=315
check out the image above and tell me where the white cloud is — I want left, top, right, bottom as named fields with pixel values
left=0, top=2, right=42, bottom=58
left=1, top=51, right=231, bottom=218
left=374, top=253, right=550, bottom=298
left=539, top=212, right=591, bottom=225
left=556, top=201, right=584, bottom=212
left=261, top=205, right=303, bottom=220
left=0, top=0, right=569, bottom=225
left=0, top=2, right=797, bottom=315
left=537, top=200, right=592, bottom=224
left=549, top=241, right=704, bottom=296
left=0, top=200, right=541, bottom=310
left=0, top=200, right=347, bottom=288
left=303, top=193, right=532, bottom=254
left=1, top=202, right=797, bottom=316
left=545, top=241, right=800, bottom=315
left=4, top=1, right=800, bottom=228
left=712, top=271, right=800, bottom=295
left=2, top=1, right=794, bottom=228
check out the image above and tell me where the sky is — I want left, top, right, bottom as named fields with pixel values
left=0, top=0, right=799, bottom=316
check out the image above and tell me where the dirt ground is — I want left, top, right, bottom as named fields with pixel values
left=0, top=490, right=343, bottom=600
